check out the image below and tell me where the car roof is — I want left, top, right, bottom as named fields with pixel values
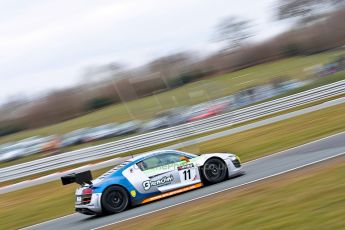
left=127, top=149, right=196, bottom=163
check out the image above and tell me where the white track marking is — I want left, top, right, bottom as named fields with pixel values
left=21, top=214, right=77, bottom=230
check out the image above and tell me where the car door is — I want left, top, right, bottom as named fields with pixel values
left=138, top=152, right=201, bottom=193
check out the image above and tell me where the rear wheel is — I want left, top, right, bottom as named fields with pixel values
left=202, top=158, right=227, bottom=184
left=101, top=186, right=129, bottom=214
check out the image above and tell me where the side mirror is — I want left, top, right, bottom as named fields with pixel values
left=180, top=156, right=190, bottom=162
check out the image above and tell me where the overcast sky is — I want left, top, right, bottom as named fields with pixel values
left=0, top=0, right=289, bottom=103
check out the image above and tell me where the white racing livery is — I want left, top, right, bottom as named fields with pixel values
left=61, top=150, right=244, bottom=215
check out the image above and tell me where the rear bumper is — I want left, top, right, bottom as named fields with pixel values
left=75, top=208, right=98, bottom=215
left=75, top=193, right=102, bottom=215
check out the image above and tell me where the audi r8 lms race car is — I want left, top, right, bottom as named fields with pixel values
left=61, top=150, right=243, bottom=215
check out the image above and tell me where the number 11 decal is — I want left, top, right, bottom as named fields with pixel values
left=179, top=167, right=197, bottom=183
left=183, top=169, right=191, bottom=180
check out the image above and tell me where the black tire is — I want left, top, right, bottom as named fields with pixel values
left=101, top=185, right=129, bottom=214
left=202, top=158, right=228, bottom=184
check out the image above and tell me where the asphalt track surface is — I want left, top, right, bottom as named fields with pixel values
left=24, top=132, right=345, bottom=230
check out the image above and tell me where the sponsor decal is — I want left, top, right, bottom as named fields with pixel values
left=178, top=163, right=194, bottom=171
left=142, top=175, right=174, bottom=191
left=142, top=183, right=203, bottom=204
left=130, top=190, right=137, bottom=197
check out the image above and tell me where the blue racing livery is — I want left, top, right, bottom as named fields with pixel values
left=61, top=149, right=243, bottom=215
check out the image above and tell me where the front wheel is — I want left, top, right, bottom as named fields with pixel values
left=101, top=186, right=129, bottom=214
left=202, top=158, right=228, bottom=184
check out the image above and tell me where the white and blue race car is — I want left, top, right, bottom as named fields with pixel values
left=61, top=150, right=243, bottom=215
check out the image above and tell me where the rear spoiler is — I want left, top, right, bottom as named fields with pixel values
left=61, top=170, right=93, bottom=186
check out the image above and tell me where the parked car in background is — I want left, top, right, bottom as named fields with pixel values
left=211, top=95, right=235, bottom=113
left=0, top=144, right=26, bottom=162
left=276, top=80, right=307, bottom=94
left=140, top=117, right=169, bottom=133
left=116, top=120, right=142, bottom=136
left=141, top=108, right=189, bottom=133
left=184, top=103, right=209, bottom=122
left=38, top=135, right=61, bottom=153
left=61, top=128, right=92, bottom=147
left=17, top=136, right=55, bottom=156
left=185, top=102, right=225, bottom=122
left=166, top=107, right=190, bottom=126
left=82, top=124, right=120, bottom=142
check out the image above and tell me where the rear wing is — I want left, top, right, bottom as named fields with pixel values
left=61, top=170, right=93, bottom=186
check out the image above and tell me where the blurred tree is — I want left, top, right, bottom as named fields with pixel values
left=276, top=0, right=345, bottom=23
left=215, top=16, right=253, bottom=50
left=148, top=52, right=195, bottom=88
left=86, top=97, right=114, bottom=111
left=0, top=124, right=25, bottom=137
left=81, top=62, right=125, bottom=84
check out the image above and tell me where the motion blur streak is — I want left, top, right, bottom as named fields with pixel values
left=1, top=1, right=345, bottom=229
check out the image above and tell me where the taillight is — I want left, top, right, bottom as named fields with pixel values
left=82, top=188, right=93, bottom=195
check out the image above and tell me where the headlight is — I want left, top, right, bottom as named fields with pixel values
left=236, top=155, right=241, bottom=163
left=230, top=155, right=237, bottom=161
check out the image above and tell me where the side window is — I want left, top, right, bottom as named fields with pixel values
left=137, top=153, right=189, bottom=171
left=158, top=153, right=182, bottom=165
left=137, top=156, right=161, bottom=171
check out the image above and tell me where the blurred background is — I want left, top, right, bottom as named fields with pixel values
left=1, top=1, right=345, bottom=230
left=1, top=0, right=345, bottom=164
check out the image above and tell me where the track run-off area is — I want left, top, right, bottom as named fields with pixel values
left=24, top=131, right=345, bottom=230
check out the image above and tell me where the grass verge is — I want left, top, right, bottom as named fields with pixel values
left=0, top=100, right=345, bottom=229
left=180, top=101, right=345, bottom=162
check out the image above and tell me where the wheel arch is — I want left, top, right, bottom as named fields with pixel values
left=101, top=184, right=133, bottom=208
left=198, top=156, right=227, bottom=168
left=198, top=156, right=228, bottom=184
